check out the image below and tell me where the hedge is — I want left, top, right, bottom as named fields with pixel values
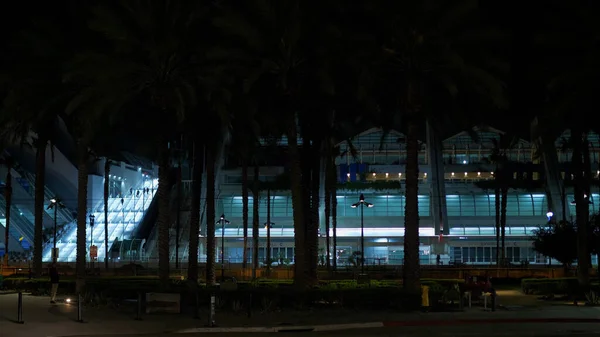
left=0, top=277, right=466, bottom=311
left=521, top=278, right=600, bottom=295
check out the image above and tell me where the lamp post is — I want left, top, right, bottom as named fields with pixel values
left=89, top=213, right=95, bottom=269
left=217, top=214, right=230, bottom=281
left=47, top=198, right=65, bottom=263
left=351, top=194, right=373, bottom=274
left=264, top=221, right=274, bottom=273
left=120, top=197, right=125, bottom=260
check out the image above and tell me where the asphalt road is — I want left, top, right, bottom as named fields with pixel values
left=65, top=323, right=600, bottom=337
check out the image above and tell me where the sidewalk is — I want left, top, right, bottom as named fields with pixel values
left=1, top=292, right=599, bottom=337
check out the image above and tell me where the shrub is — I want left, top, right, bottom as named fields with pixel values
left=521, top=278, right=599, bottom=295
left=212, top=287, right=422, bottom=311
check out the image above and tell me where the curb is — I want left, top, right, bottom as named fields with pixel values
left=174, top=322, right=384, bottom=333
left=382, top=318, right=600, bottom=326
left=174, top=318, right=600, bottom=333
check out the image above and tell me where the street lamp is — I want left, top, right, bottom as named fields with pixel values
left=351, top=194, right=373, bottom=274
left=89, top=213, right=95, bottom=268
left=217, top=214, right=230, bottom=281
left=546, top=211, right=554, bottom=222
left=120, top=197, right=125, bottom=260
left=47, top=198, right=65, bottom=263
left=264, top=221, right=274, bottom=272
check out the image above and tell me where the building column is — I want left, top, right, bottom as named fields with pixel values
left=426, top=121, right=448, bottom=237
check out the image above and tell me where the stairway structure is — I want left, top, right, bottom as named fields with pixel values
left=0, top=197, right=31, bottom=251
left=42, top=177, right=157, bottom=262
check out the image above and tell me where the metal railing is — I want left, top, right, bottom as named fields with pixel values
left=12, top=166, right=73, bottom=224
left=0, top=196, right=34, bottom=246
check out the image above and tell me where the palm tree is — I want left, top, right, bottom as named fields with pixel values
left=212, top=0, right=347, bottom=287
left=205, top=146, right=216, bottom=285
left=103, top=159, right=110, bottom=270
left=251, top=163, right=260, bottom=279
left=241, top=159, right=249, bottom=270
left=475, top=133, right=519, bottom=265
left=365, top=0, right=507, bottom=291
left=67, top=1, right=216, bottom=286
left=187, top=139, right=203, bottom=283
left=228, top=99, right=260, bottom=270
left=1, top=156, right=13, bottom=267
left=324, top=154, right=332, bottom=272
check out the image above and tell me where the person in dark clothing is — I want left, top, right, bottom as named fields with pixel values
left=49, top=264, right=59, bottom=304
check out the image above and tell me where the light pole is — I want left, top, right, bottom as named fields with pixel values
left=121, top=197, right=125, bottom=260
left=89, top=213, right=95, bottom=269
left=218, top=214, right=230, bottom=281
left=47, top=198, right=65, bottom=263
left=264, top=221, right=274, bottom=273
left=351, top=193, right=373, bottom=274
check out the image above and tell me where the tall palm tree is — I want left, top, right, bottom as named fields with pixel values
left=542, top=3, right=600, bottom=285
left=213, top=0, right=346, bottom=287
left=251, top=163, right=260, bottom=279
left=241, top=159, right=249, bottom=269
left=1, top=156, right=13, bottom=267
left=103, top=159, right=110, bottom=270
left=324, top=154, right=332, bottom=272
left=205, top=146, right=216, bottom=285
left=0, top=19, right=77, bottom=275
left=366, top=0, right=507, bottom=291
left=187, top=139, right=203, bottom=283
left=67, top=0, right=216, bottom=286
left=475, top=133, right=519, bottom=265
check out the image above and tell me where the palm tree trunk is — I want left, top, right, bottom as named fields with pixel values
left=156, top=140, right=172, bottom=287
left=494, top=186, right=500, bottom=266
left=103, top=159, right=110, bottom=270
left=324, top=158, right=331, bottom=272
left=251, top=164, right=259, bottom=279
left=308, top=139, right=321, bottom=283
left=582, top=136, right=593, bottom=268
left=75, top=139, right=88, bottom=293
left=500, top=187, right=508, bottom=265
left=205, top=147, right=216, bottom=285
left=331, top=159, right=338, bottom=271
left=572, top=129, right=590, bottom=286
left=3, top=159, right=12, bottom=267
left=403, top=120, right=421, bottom=291
left=187, top=142, right=203, bottom=282
left=287, top=121, right=307, bottom=288
left=33, top=137, right=47, bottom=277
left=241, top=159, right=249, bottom=270
left=266, top=188, right=271, bottom=275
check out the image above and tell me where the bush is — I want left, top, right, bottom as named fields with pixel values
left=521, top=278, right=599, bottom=295
left=212, top=287, right=422, bottom=311
left=2, top=277, right=469, bottom=311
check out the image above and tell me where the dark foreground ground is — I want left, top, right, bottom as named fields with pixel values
left=1, top=290, right=599, bottom=337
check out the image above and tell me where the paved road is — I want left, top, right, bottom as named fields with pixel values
left=55, top=324, right=600, bottom=337
left=2, top=292, right=600, bottom=337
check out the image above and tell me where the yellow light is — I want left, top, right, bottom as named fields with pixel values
left=372, top=172, right=376, bottom=177
left=477, top=172, right=481, bottom=176
left=385, top=173, right=389, bottom=178
left=451, top=172, right=455, bottom=176
left=464, top=172, right=467, bottom=176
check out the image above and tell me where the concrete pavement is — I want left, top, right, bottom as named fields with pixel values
left=1, top=292, right=599, bottom=337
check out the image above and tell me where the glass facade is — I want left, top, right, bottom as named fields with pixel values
left=222, top=193, right=600, bottom=219
left=212, top=128, right=600, bottom=266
